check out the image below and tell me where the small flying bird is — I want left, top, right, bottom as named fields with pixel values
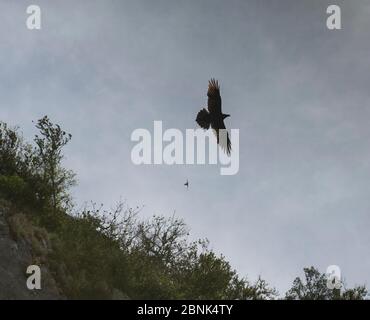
left=184, top=179, right=189, bottom=190
left=196, top=79, right=232, bottom=155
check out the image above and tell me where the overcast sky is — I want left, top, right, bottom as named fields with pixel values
left=1, top=0, right=370, bottom=295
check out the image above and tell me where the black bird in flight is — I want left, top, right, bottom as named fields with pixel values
left=184, top=179, right=189, bottom=190
left=196, top=79, right=232, bottom=155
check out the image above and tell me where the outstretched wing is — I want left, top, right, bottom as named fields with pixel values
left=207, top=78, right=222, bottom=114
left=211, top=120, right=232, bottom=156
left=196, top=108, right=211, bottom=129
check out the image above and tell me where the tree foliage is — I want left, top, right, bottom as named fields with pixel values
left=34, top=116, right=76, bottom=213
left=285, top=266, right=367, bottom=300
left=0, top=117, right=75, bottom=215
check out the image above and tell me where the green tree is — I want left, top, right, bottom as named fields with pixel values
left=0, top=122, right=40, bottom=208
left=0, top=122, right=21, bottom=176
left=34, top=116, right=76, bottom=213
left=285, top=266, right=367, bottom=300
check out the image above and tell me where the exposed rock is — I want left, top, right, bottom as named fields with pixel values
left=0, top=206, right=63, bottom=300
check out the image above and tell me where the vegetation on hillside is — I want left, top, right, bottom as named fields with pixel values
left=0, top=117, right=367, bottom=300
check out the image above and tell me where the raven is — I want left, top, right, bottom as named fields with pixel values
left=195, top=79, right=232, bottom=155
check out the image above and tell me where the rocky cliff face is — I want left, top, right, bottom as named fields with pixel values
left=0, top=205, right=63, bottom=299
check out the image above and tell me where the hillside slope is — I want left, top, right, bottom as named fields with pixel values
left=0, top=204, right=62, bottom=299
